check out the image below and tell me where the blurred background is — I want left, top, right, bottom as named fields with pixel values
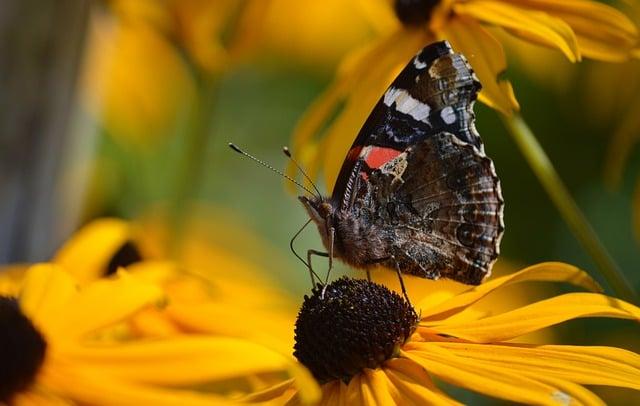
left=0, top=0, right=638, bottom=402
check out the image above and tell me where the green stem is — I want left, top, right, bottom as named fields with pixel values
left=502, top=113, right=637, bottom=303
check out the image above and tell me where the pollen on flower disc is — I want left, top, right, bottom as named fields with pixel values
left=294, top=277, right=418, bottom=384
left=394, top=0, right=441, bottom=26
left=0, top=296, right=47, bottom=402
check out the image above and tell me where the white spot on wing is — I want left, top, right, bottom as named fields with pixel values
left=413, top=56, right=427, bottom=69
left=383, top=87, right=431, bottom=123
left=441, top=106, right=456, bottom=124
left=383, top=87, right=402, bottom=107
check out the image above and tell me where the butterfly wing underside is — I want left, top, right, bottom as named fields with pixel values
left=332, top=40, right=504, bottom=284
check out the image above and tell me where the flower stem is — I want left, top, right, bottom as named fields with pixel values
left=501, top=113, right=637, bottom=304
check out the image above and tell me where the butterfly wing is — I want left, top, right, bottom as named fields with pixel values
left=331, top=41, right=483, bottom=211
left=332, top=41, right=503, bottom=284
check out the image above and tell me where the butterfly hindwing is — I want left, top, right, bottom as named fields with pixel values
left=357, top=132, right=503, bottom=284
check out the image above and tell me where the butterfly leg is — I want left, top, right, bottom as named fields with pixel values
left=320, top=227, right=336, bottom=298
left=366, top=269, right=372, bottom=282
left=291, top=219, right=323, bottom=285
left=306, top=249, right=328, bottom=287
left=390, top=255, right=412, bottom=307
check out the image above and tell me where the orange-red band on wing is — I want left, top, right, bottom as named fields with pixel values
left=364, top=146, right=402, bottom=169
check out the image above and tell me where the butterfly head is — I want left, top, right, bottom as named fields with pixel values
left=299, top=195, right=336, bottom=251
left=299, top=195, right=334, bottom=225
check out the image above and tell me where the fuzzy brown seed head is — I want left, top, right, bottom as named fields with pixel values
left=293, top=277, right=418, bottom=384
left=0, top=296, right=47, bottom=403
left=394, top=0, right=441, bottom=26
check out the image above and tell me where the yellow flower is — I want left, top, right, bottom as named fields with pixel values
left=52, top=215, right=298, bottom=349
left=81, top=7, right=197, bottom=147
left=245, top=263, right=640, bottom=404
left=3, top=264, right=317, bottom=405
left=289, top=0, right=639, bottom=188
left=231, top=0, right=376, bottom=71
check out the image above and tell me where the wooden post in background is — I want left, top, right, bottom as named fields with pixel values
left=0, top=1, right=89, bottom=262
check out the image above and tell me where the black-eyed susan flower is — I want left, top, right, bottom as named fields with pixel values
left=289, top=0, right=639, bottom=188
left=1, top=263, right=321, bottom=405
left=245, top=263, right=640, bottom=404
left=50, top=215, right=298, bottom=348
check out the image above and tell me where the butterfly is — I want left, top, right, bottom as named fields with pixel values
left=298, top=41, right=504, bottom=291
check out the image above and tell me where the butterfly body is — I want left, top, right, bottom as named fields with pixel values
left=301, top=41, right=504, bottom=285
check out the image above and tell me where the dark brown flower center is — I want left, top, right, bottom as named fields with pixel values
left=105, top=240, right=143, bottom=275
left=394, top=0, right=441, bottom=26
left=0, top=296, right=47, bottom=403
left=293, top=277, right=418, bottom=384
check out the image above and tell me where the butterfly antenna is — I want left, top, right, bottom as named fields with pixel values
left=228, top=143, right=316, bottom=196
left=282, top=146, right=322, bottom=199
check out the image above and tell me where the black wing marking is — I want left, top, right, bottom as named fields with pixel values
left=331, top=41, right=483, bottom=211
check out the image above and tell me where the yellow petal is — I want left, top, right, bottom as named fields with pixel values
left=604, top=95, right=640, bottom=187
left=291, top=28, right=432, bottom=189
left=65, top=336, right=290, bottom=385
left=53, top=219, right=131, bottom=285
left=432, top=293, right=640, bottom=342
left=41, top=361, right=235, bottom=406
left=321, top=29, right=431, bottom=188
left=239, top=379, right=299, bottom=404
left=442, top=15, right=519, bottom=116
left=345, top=374, right=364, bottom=405
left=319, top=381, right=341, bottom=406
left=507, top=0, right=639, bottom=62
left=403, top=346, right=574, bottom=405
left=635, top=181, right=640, bottom=242
left=420, top=341, right=640, bottom=389
left=455, top=0, right=580, bottom=62
left=362, top=368, right=397, bottom=405
left=60, top=271, right=165, bottom=339
left=419, top=262, right=601, bottom=322
left=19, top=264, right=77, bottom=333
left=384, top=358, right=462, bottom=405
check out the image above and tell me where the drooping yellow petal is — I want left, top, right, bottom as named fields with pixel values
left=362, top=368, right=397, bottom=405
left=422, top=341, right=640, bottom=390
left=419, top=262, right=601, bottom=322
left=455, top=0, right=580, bottom=61
left=41, top=360, right=235, bottom=406
left=604, top=95, right=640, bottom=187
left=290, top=28, right=433, bottom=189
left=442, top=15, right=519, bottom=116
left=634, top=180, right=640, bottom=242
left=19, top=264, right=77, bottom=333
left=319, top=381, right=341, bottom=406
left=507, top=0, right=639, bottom=62
left=320, top=29, right=431, bottom=188
left=59, top=271, right=165, bottom=339
left=431, top=293, right=640, bottom=342
left=344, top=374, right=364, bottom=405
left=402, top=346, right=576, bottom=405
left=53, top=219, right=131, bottom=285
left=384, top=358, right=462, bottom=406
left=65, top=336, right=290, bottom=385
left=239, top=379, right=296, bottom=404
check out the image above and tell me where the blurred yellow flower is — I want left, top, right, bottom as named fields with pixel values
left=0, top=223, right=322, bottom=404
left=3, top=263, right=312, bottom=405
left=247, top=263, right=640, bottom=404
left=82, top=9, right=197, bottom=147
left=52, top=215, right=298, bottom=350
left=232, top=0, right=376, bottom=71
left=289, top=0, right=639, bottom=188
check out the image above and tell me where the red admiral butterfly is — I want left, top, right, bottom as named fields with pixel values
left=298, top=41, right=504, bottom=289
